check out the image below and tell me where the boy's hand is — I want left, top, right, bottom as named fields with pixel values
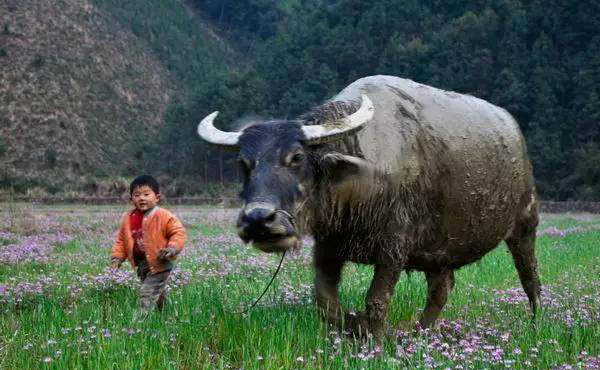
left=110, top=257, right=124, bottom=269
left=158, top=246, right=179, bottom=261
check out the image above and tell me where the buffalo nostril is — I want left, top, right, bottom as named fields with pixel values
left=239, top=232, right=251, bottom=243
left=265, top=212, right=276, bottom=223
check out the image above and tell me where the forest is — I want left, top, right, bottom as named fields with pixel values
left=148, top=0, right=600, bottom=200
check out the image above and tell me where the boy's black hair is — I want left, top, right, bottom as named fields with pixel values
left=130, top=175, right=160, bottom=195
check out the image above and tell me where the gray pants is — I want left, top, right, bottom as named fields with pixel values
left=136, top=259, right=171, bottom=312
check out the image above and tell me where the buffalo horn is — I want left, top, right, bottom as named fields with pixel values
left=197, top=111, right=241, bottom=147
left=302, top=94, right=374, bottom=145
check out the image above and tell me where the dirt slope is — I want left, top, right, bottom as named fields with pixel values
left=0, top=0, right=175, bottom=190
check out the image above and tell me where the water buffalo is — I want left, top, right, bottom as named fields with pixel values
left=197, top=75, right=541, bottom=340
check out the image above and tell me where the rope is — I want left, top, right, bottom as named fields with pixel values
left=235, top=207, right=298, bottom=315
left=236, top=250, right=287, bottom=315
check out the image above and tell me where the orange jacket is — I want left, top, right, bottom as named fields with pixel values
left=111, top=207, right=186, bottom=273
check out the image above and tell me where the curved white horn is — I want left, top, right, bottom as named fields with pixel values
left=197, top=111, right=241, bottom=147
left=302, top=94, right=374, bottom=144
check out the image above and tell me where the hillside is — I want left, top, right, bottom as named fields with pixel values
left=0, top=0, right=231, bottom=193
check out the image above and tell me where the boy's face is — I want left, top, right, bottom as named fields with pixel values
left=131, top=185, right=160, bottom=212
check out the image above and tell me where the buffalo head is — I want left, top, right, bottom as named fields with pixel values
left=197, top=95, right=374, bottom=253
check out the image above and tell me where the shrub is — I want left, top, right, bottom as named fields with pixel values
left=0, top=137, right=7, bottom=157
left=30, top=54, right=45, bottom=69
left=45, top=149, right=57, bottom=168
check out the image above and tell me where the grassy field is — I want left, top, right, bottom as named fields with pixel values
left=1, top=204, right=599, bottom=369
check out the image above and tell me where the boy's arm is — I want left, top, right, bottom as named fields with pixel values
left=111, top=221, right=127, bottom=267
left=166, top=215, right=186, bottom=251
left=159, top=215, right=186, bottom=260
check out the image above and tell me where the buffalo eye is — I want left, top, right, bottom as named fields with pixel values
left=289, top=152, right=305, bottom=166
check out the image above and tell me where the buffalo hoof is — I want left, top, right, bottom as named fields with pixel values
left=344, top=311, right=370, bottom=338
left=343, top=311, right=387, bottom=344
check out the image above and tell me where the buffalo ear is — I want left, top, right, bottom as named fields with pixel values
left=321, top=153, right=375, bottom=183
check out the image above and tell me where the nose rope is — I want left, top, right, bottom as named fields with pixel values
left=236, top=250, right=286, bottom=315
left=275, top=209, right=296, bottom=228
left=279, top=193, right=311, bottom=230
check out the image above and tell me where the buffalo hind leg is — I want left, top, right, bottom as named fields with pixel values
left=506, top=231, right=542, bottom=316
left=348, top=264, right=401, bottom=342
left=418, top=270, right=455, bottom=328
left=314, top=248, right=346, bottom=327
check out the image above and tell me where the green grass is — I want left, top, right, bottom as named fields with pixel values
left=1, top=207, right=599, bottom=369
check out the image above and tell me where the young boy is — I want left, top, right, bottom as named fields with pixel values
left=110, top=175, right=186, bottom=313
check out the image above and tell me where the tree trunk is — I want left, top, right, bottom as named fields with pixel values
left=219, top=147, right=224, bottom=185
left=204, top=149, right=208, bottom=183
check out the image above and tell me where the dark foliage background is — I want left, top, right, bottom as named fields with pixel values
left=158, top=0, right=599, bottom=200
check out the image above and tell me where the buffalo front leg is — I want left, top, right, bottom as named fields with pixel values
left=314, top=249, right=345, bottom=326
left=349, top=264, right=401, bottom=341
left=418, top=270, right=455, bottom=328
